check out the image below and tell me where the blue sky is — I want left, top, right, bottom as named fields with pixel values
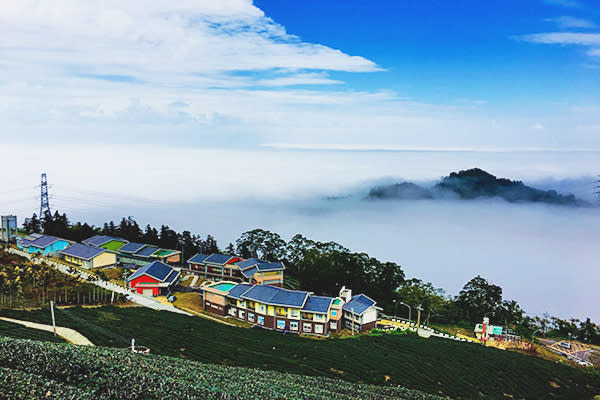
left=255, top=0, right=600, bottom=108
left=1, top=0, right=599, bottom=150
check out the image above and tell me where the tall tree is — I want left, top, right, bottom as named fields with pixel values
left=455, top=275, right=503, bottom=323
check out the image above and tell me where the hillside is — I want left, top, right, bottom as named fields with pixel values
left=366, top=168, right=584, bottom=205
left=0, top=336, right=442, bottom=400
left=2, top=306, right=599, bottom=400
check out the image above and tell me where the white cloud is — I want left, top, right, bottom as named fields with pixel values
left=518, top=32, right=600, bottom=45
left=588, top=48, right=600, bottom=56
left=545, top=16, right=597, bottom=29
left=541, top=0, right=582, bottom=8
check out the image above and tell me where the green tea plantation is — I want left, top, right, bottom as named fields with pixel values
left=0, top=337, right=443, bottom=400
left=2, top=306, right=599, bottom=399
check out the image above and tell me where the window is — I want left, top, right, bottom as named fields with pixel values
left=331, top=310, right=338, bottom=317
left=314, top=324, right=323, bottom=334
left=314, top=314, right=325, bottom=321
left=289, top=309, right=299, bottom=318
left=330, top=322, right=337, bottom=330
left=229, top=308, right=236, bottom=316
left=258, top=304, right=266, bottom=313
left=248, top=312, right=255, bottom=322
left=258, top=315, right=264, bottom=325
left=290, top=321, right=298, bottom=331
left=238, top=310, right=245, bottom=319
left=303, top=323, right=312, bottom=332
left=276, top=319, right=286, bottom=329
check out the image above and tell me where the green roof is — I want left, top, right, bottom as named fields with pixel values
left=100, top=240, right=127, bottom=252
left=153, top=249, right=175, bottom=257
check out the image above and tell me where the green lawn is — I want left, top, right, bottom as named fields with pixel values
left=1, top=306, right=598, bottom=400
left=0, top=319, right=65, bottom=343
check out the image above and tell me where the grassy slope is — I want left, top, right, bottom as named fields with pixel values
left=1, top=306, right=598, bottom=400
left=0, top=336, right=442, bottom=400
left=0, top=319, right=66, bottom=343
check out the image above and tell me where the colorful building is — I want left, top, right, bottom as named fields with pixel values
left=201, top=282, right=374, bottom=336
left=126, top=261, right=180, bottom=296
left=82, top=235, right=128, bottom=251
left=16, top=233, right=71, bottom=255
left=58, top=243, right=117, bottom=269
left=82, top=235, right=181, bottom=267
left=341, top=289, right=380, bottom=333
left=187, top=254, right=284, bottom=286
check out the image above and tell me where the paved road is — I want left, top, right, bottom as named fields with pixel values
left=7, top=248, right=191, bottom=316
left=0, top=316, right=94, bottom=346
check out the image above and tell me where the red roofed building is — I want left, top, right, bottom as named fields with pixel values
left=126, top=261, right=180, bottom=296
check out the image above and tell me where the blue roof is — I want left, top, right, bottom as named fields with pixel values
left=205, top=253, right=236, bottom=265
left=241, top=285, right=310, bottom=308
left=126, top=261, right=178, bottom=282
left=234, top=258, right=264, bottom=269
left=134, top=246, right=159, bottom=257
left=224, top=283, right=254, bottom=300
left=240, top=266, right=257, bottom=279
left=23, top=234, right=66, bottom=249
left=235, top=258, right=285, bottom=275
left=119, top=242, right=146, bottom=253
left=256, top=261, right=285, bottom=272
left=342, top=294, right=376, bottom=315
left=59, top=243, right=105, bottom=260
left=83, top=235, right=126, bottom=247
left=187, top=253, right=211, bottom=264
left=302, top=296, right=334, bottom=314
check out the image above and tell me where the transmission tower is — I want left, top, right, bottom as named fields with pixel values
left=40, top=173, right=51, bottom=217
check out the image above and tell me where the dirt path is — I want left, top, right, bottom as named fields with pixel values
left=0, top=317, right=94, bottom=346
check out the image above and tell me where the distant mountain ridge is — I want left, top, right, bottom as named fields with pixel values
left=367, top=168, right=584, bottom=206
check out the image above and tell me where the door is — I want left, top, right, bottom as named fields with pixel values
left=142, top=289, right=154, bottom=296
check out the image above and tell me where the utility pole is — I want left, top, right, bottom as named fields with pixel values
left=49, top=300, right=56, bottom=336
left=40, top=173, right=51, bottom=218
left=416, top=304, right=423, bottom=335
left=400, top=301, right=412, bottom=324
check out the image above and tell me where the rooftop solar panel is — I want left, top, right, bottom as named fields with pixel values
left=241, top=285, right=309, bottom=307
left=302, top=296, right=334, bottom=314
left=30, top=235, right=62, bottom=248
left=119, top=242, right=146, bottom=253
left=225, top=283, right=254, bottom=299
left=342, top=294, right=376, bottom=315
left=134, top=246, right=159, bottom=257
left=59, top=243, right=105, bottom=260
left=126, top=261, right=176, bottom=282
left=187, top=253, right=211, bottom=264
left=256, top=261, right=285, bottom=272
left=205, top=253, right=235, bottom=265
left=240, top=266, right=257, bottom=279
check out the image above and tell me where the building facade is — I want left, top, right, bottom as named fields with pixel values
left=187, top=254, right=284, bottom=286
left=126, top=261, right=180, bottom=296
left=82, top=235, right=181, bottom=267
left=201, top=282, right=374, bottom=336
left=58, top=243, right=116, bottom=269
left=16, top=234, right=71, bottom=255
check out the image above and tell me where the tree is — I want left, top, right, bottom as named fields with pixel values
left=225, top=243, right=235, bottom=255
left=22, top=213, right=41, bottom=233
left=235, top=229, right=285, bottom=260
left=396, top=279, right=445, bottom=321
left=454, top=275, right=503, bottom=323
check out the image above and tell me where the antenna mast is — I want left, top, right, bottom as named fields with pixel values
left=40, top=173, right=51, bottom=217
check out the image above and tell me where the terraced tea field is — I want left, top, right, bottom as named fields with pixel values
left=1, top=306, right=598, bottom=400
left=0, top=336, right=442, bottom=400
